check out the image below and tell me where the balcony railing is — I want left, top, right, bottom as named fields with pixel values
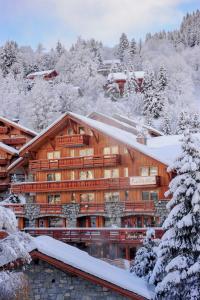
left=24, top=227, right=163, bottom=243
left=1, top=137, right=27, bottom=145
left=0, top=183, right=9, bottom=191
left=56, top=134, right=90, bottom=147
left=3, top=201, right=155, bottom=216
left=11, top=176, right=160, bottom=194
left=29, top=154, right=121, bottom=171
left=0, top=126, right=8, bottom=134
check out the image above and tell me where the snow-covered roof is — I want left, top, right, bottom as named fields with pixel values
left=0, top=116, right=37, bottom=136
left=28, top=236, right=153, bottom=299
left=18, top=112, right=183, bottom=166
left=7, top=157, right=24, bottom=172
left=0, top=142, right=18, bottom=155
left=107, top=71, right=145, bottom=81
left=103, top=59, right=121, bottom=65
left=26, top=69, right=57, bottom=78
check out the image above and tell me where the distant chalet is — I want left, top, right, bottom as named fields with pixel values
left=26, top=69, right=58, bottom=80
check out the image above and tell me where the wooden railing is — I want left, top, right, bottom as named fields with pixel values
left=11, top=176, right=160, bottom=194
left=0, top=183, right=9, bottom=191
left=2, top=201, right=155, bottom=216
left=0, top=126, right=8, bottom=134
left=29, top=154, right=121, bottom=171
left=1, top=137, right=27, bottom=145
left=24, top=227, right=163, bottom=243
left=56, top=134, right=90, bottom=147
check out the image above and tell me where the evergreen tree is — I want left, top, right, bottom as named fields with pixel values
left=157, top=66, right=168, bottom=92
left=117, top=33, right=129, bottom=62
left=190, top=113, right=200, bottom=133
left=129, top=38, right=137, bottom=58
left=151, top=130, right=200, bottom=299
left=176, top=111, right=190, bottom=134
left=161, top=115, right=172, bottom=135
left=130, top=228, right=159, bottom=281
left=56, top=40, right=65, bottom=58
left=0, top=41, right=19, bottom=76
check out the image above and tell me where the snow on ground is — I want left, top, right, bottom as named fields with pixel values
left=28, top=236, right=154, bottom=299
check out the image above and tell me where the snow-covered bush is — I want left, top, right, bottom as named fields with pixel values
left=0, top=206, right=33, bottom=299
left=130, top=228, right=159, bottom=281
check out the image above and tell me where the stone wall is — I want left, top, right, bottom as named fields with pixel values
left=25, top=260, right=129, bottom=300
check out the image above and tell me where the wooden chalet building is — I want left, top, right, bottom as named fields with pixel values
left=4, top=112, right=173, bottom=259
left=0, top=117, right=37, bottom=198
left=26, top=69, right=58, bottom=80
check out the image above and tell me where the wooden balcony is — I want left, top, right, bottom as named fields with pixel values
left=0, top=126, right=8, bottom=134
left=125, top=201, right=155, bottom=212
left=80, top=203, right=105, bottom=214
left=0, top=158, right=8, bottom=165
left=29, top=154, right=121, bottom=171
left=11, top=176, right=160, bottom=194
left=2, top=204, right=25, bottom=214
left=24, top=228, right=163, bottom=244
left=11, top=177, right=130, bottom=193
left=56, top=134, right=90, bottom=147
left=1, top=137, right=27, bottom=145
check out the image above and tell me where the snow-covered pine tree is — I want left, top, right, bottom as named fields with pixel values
left=176, top=111, right=190, bottom=134
left=117, top=33, right=129, bottom=62
left=129, top=38, right=137, bottom=58
left=190, top=113, right=200, bottom=133
left=151, top=130, right=200, bottom=299
left=0, top=206, right=32, bottom=299
left=0, top=41, right=19, bottom=77
left=143, top=70, right=164, bottom=119
left=130, top=228, right=159, bottom=281
left=161, top=115, right=172, bottom=135
left=158, top=66, right=168, bottom=92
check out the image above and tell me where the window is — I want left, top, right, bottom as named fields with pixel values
left=71, top=193, right=76, bottom=202
left=140, top=166, right=158, bottom=176
left=150, top=167, right=158, bottom=176
left=49, top=218, right=64, bottom=227
left=47, top=151, right=60, bottom=160
left=104, top=192, right=119, bottom=202
left=67, top=128, right=74, bottom=135
left=90, top=216, right=97, bottom=228
left=70, top=171, right=75, bottom=180
left=124, top=148, right=128, bottom=154
left=79, top=148, right=94, bottom=156
left=47, top=173, right=61, bottom=181
left=103, top=146, right=119, bottom=155
left=104, top=169, right=119, bottom=178
left=48, top=194, right=61, bottom=204
left=142, top=191, right=158, bottom=201
left=80, top=193, right=95, bottom=202
left=80, top=170, right=94, bottom=180
left=79, top=127, right=85, bottom=134
left=125, top=190, right=129, bottom=201
left=70, top=149, right=75, bottom=157
left=124, top=167, right=128, bottom=177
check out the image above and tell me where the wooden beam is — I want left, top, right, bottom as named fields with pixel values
left=127, top=149, right=134, bottom=162
left=92, top=130, right=99, bottom=143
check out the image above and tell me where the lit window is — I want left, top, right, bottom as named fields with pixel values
left=150, top=167, right=158, bottom=176
left=124, top=167, right=128, bottom=177
left=47, top=173, right=61, bottom=181
left=140, top=167, right=149, bottom=177
left=111, top=146, right=119, bottom=154
left=70, top=149, right=75, bottom=157
left=124, top=148, right=128, bottom=154
left=80, top=193, right=95, bottom=202
left=48, top=194, right=61, bottom=204
left=104, top=192, right=119, bottom=202
left=70, top=171, right=75, bottom=180
left=79, top=127, right=85, bottom=134
left=80, top=170, right=94, bottom=180
left=103, top=147, right=110, bottom=155
left=79, top=148, right=94, bottom=156
left=47, top=151, right=60, bottom=160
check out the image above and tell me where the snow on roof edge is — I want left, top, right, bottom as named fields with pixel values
left=0, top=142, right=18, bottom=155
left=0, top=116, right=37, bottom=136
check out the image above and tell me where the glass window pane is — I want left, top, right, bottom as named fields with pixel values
left=54, top=151, right=60, bottom=159
left=55, top=173, right=61, bottom=181
left=124, top=167, right=128, bottom=177
left=140, top=167, right=149, bottom=176
left=103, top=147, right=110, bottom=155
left=111, top=146, right=119, bottom=154
left=86, top=170, right=94, bottom=179
left=67, top=128, right=74, bottom=135
left=104, top=169, right=111, bottom=178
left=70, top=149, right=75, bottom=157
left=47, top=174, right=54, bottom=181
left=142, top=191, right=149, bottom=201
left=112, top=169, right=119, bottom=178
left=47, top=152, right=53, bottom=160
left=70, top=171, right=75, bottom=180
left=150, top=167, right=158, bottom=176
left=150, top=191, right=158, bottom=201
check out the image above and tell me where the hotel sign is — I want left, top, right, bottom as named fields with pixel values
left=130, top=176, right=156, bottom=186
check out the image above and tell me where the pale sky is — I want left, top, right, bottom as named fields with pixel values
left=0, top=0, right=199, bottom=48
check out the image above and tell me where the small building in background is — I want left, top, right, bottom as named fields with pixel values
left=26, top=69, right=58, bottom=80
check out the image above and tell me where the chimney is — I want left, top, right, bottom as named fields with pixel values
left=136, top=131, right=147, bottom=145
left=12, top=118, right=19, bottom=124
